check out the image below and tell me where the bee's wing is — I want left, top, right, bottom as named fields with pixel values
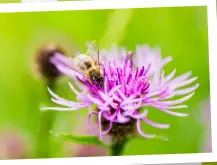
left=67, top=58, right=87, bottom=77
left=86, top=40, right=99, bottom=65
left=54, top=53, right=86, bottom=77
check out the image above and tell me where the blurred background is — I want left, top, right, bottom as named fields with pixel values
left=0, top=5, right=210, bottom=159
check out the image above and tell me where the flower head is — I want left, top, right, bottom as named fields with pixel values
left=43, top=43, right=199, bottom=142
left=34, top=42, right=66, bottom=85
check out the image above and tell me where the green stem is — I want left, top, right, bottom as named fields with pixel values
left=111, top=139, right=128, bottom=156
left=36, top=81, right=57, bottom=158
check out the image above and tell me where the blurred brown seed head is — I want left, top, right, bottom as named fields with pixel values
left=34, top=42, right=66, bottom=84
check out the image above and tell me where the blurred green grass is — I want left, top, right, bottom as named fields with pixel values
left=0, top=6, right=210, bottom=158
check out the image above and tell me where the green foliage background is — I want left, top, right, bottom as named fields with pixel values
left=0, top=4, right=210, bottom=159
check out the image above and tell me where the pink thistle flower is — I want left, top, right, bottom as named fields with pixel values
left=42, top=43, right=199, bottom=142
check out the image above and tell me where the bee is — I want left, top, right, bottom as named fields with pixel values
left=67, top=41, right=104, bottom=88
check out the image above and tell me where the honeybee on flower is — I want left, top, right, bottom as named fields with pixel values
left=59, top=41, right=104, bottom=88
left=42, top=41, right=199, bottom=143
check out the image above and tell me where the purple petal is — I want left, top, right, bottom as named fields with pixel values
left=121, top=99, right=143, bottom=111
left=97, top=106, right=110, bottom=111
left=161, top=56, right=172, bottom=66
left=167, top=105, right=188, bottom=109
left=163, top=69, right=176, bottom=84
left=47, top=87, right=68, bottom=102
left=102, top=121, right=113, bottom=135
left=144, top=88, right=167, bottom=99
left=121, top=97, right=143, bottom=106
left=51, top=98, right=89, bottom=108
left=116, top=89, right=127, bottom=100
left=88, top=111, right=99, bottom=135
left=51, top=53, right=85, bottom=77
left=152, top=105, right=189, bottom=117
left=103, top=110, right=118, bottom=121
left=68, top=82, right=80, bottom=95
left=172, top=77, right=198, bottom=90
left=98, top=111, right=103, bottom=140
left=169, top=71, right=192, bottom=85
left=41, top=107, right=79, bottom=111
left=74, top=81, right=87, bottom=91
left=112, top=94, right=122, bottom=103
left=54, top=64, right=77, bottom=78
left=134, top=67, right=139, bottom=79
left=108, top=85, right=122, bottom=96
left=143, top=64, right=151, bottom=77
left=129, top=109, right=149, bottom=119
left=136, top=119, right=156, bottom=139
left=142, top=118, right=170, bottom=129
left=104, top=76, right=108, bottom=94
left=99, top=92, right=118, bottom=109
left=117, top=111, right=130, bottom=123
left=161, top=92, right=195, bottom=105
left=138, top=66, right=145, bottom=77
left=87, top=95, right=104, bottom=106
left=174, top=83, right=199, bottom=95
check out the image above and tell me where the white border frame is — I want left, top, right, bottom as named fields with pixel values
left=0, top=0, right=216, bottom=165
left=22, top=0, right=57, bottom=3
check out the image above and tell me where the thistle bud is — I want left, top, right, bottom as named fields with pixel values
left=34, top=42, right=67, bottom=87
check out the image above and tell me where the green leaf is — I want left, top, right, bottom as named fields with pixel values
left=50, top=131, right=110, bottom=147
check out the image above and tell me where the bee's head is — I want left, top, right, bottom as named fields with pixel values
left=91, top=72, right=104, bottom=88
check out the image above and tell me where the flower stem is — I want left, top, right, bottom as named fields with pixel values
left=36, top=81, right=57, bottom=158
left=110, top=139, right=128, bottom=156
